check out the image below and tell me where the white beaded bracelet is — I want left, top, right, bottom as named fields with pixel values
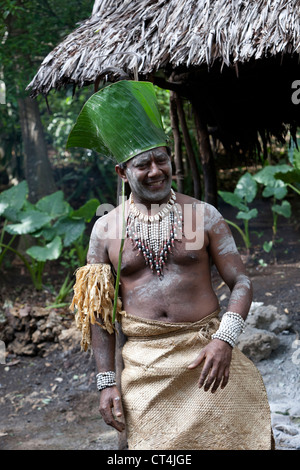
left=96, top=371, right=117, bottom=391
left=211, top=311, right=246, bottom=348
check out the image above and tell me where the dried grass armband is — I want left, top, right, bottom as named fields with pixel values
left=69, top=263, right=123, bottom=351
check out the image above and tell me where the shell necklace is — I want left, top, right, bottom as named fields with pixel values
left=126, top=189, right=183, bottom=277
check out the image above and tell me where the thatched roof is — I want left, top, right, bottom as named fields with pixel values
left=27, top=0, right=300, bottom=156
left=27, top=0, right=300, bottom=97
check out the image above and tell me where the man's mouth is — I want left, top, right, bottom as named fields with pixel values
left=146, top=179, right=165, bottom=188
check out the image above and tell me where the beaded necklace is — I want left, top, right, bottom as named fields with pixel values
left=126, top=189, right=183, bottom=277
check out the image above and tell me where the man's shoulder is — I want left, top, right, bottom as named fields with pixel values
left=91, top=202, right=124, bottom=241
left=176, top=192, right=202, bottom=205
left=175, top=193, right=225, bottom=230
left=176, top=192, right=212, bottom=211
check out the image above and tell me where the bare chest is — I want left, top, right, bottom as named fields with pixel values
left=108, top=232, right=209, bottom=278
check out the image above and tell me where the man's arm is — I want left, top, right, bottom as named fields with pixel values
left=90, top=324, right=125, bottom=432
left=188, top=203, right=252, bottom=393
left=87, top=216, right=125, bottom=432
left=206, top=204, right=253, bottom=320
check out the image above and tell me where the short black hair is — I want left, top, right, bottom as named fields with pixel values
left=118, top=162, right=127, bottom=170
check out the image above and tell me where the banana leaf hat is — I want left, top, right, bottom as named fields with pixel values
left=66, top=80, right=168, bottom=163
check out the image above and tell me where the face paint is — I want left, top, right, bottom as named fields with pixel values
left=229, top=275, right=251, bottom=307
left=204, top=204, right=221, bottom=231
left=125, top=147, right=172, bottom=206
left=217, top=234, right=238, bottom=256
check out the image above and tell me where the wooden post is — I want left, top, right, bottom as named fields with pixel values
left=175, top=94, right=202, bottom=200
left=169, top=91, right=184, bottom=193
left=193, top=104, right=218, bottom=207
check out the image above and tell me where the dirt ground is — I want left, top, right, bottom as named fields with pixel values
left=0, top=196, right=299, bottom=451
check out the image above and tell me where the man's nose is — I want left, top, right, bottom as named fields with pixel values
left=148, top=162, right=162, bottom=177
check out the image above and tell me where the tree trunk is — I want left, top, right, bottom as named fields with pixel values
left=176, top=95, right=202, bottom=200
left=169, top=92, right=184, bottom=193
left=193, top=104, right=218, bottom=207
left=18, top=97, right=56, bottom=203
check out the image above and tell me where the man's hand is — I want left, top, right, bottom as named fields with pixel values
left=188, top=339, right=233, bottom=393
left=99, top=386, right=125, bottom=432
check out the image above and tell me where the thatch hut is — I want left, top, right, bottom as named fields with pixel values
left=27, top=0, right=300, bottom=205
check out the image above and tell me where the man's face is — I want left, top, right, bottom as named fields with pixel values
left=123, top=147, right=173, bottom=204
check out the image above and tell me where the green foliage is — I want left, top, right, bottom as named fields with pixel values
left=42, top=88, right=93, bottom=158
left=0, top=179, right=27, bottom=215
left=5, top=210, right=52, bottom=235
left=274, top=140, right=300, bottom=195
left=0, top=180, right=99, bottom=289
left=253, top=164, right=292, bottom=249
left=253, top=164, right=291, bottom=199
left=47, top=272, right=74, bottom=308
left=0, top=0, right=92, bottom=99
left=219, top=153, right=295, bottom=260
left=219, top=172, right=258, bottom=251
left=0, top=0, right=97, bottom=189
left=155, top=86, right=172, bottom=139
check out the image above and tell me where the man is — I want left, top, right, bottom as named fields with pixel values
left=69, top=81, right=273, bottom=450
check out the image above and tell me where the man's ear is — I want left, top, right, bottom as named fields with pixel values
left=115, top=164, right=128, bottom=182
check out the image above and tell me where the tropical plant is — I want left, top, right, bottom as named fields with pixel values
left=218, top=172, right=258, bottom=252
left=253, top=164, right=292, bottom=258
left=0, top=181, right=99, bottom=289
left=274, top=140, right=300, bottom=196
left=253, top=165, right=292, bottom=230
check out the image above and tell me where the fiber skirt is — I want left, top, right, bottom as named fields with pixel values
left=120, top=310, right=273, bottom=450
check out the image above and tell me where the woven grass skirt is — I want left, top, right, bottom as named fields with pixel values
left=120, top=310, right=273, bottom=450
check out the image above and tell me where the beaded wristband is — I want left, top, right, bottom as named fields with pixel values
left=211, top=311, right=246, bottom=348
left=96, top=371, right=117, bottom=391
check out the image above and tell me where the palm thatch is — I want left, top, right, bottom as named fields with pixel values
left=28, top=0, right=299, bottom=95
left=27, top=0, right=300, bottom=204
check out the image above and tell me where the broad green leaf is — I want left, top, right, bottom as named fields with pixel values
left=253, top=165, right=291, bottom=186
left=26, top=236, right=62, bottom=262
left=5, top=210, right=52, bottom=235
left=66, top=81, right=168, bottom=163
left=34, top=226, right=56, bottom=241
left=288, top=143, right=295, bottom=164
left=218, top=191, right=247, bottom=211
left=1, top=207, right=23, bottom=223
left=294, top=148, right=300, bottom=170
left=71, top=198, right=100, bottom=222
left=274, top=169, right=300, bottom=185
left=272, top=200, right=291, bottom=218
left=234, top=172, right=257, bottom=203
left=263, top=241, right=273, bottom=253
left=0, top=201, right=9, bottom=215
left=236, top=208, right=258, bottom=220
left=262, top=180, right=288, bottom=199
left=36, top=191, right=71, bottom=219
left=53, top=216, right=85, bottom=246
left=0, top=180, right=28, bottom=215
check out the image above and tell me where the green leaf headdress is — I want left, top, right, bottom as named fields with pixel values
left=66, top=80, right=168, bottom=163
left=67, top=80, right=168, bottom=323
